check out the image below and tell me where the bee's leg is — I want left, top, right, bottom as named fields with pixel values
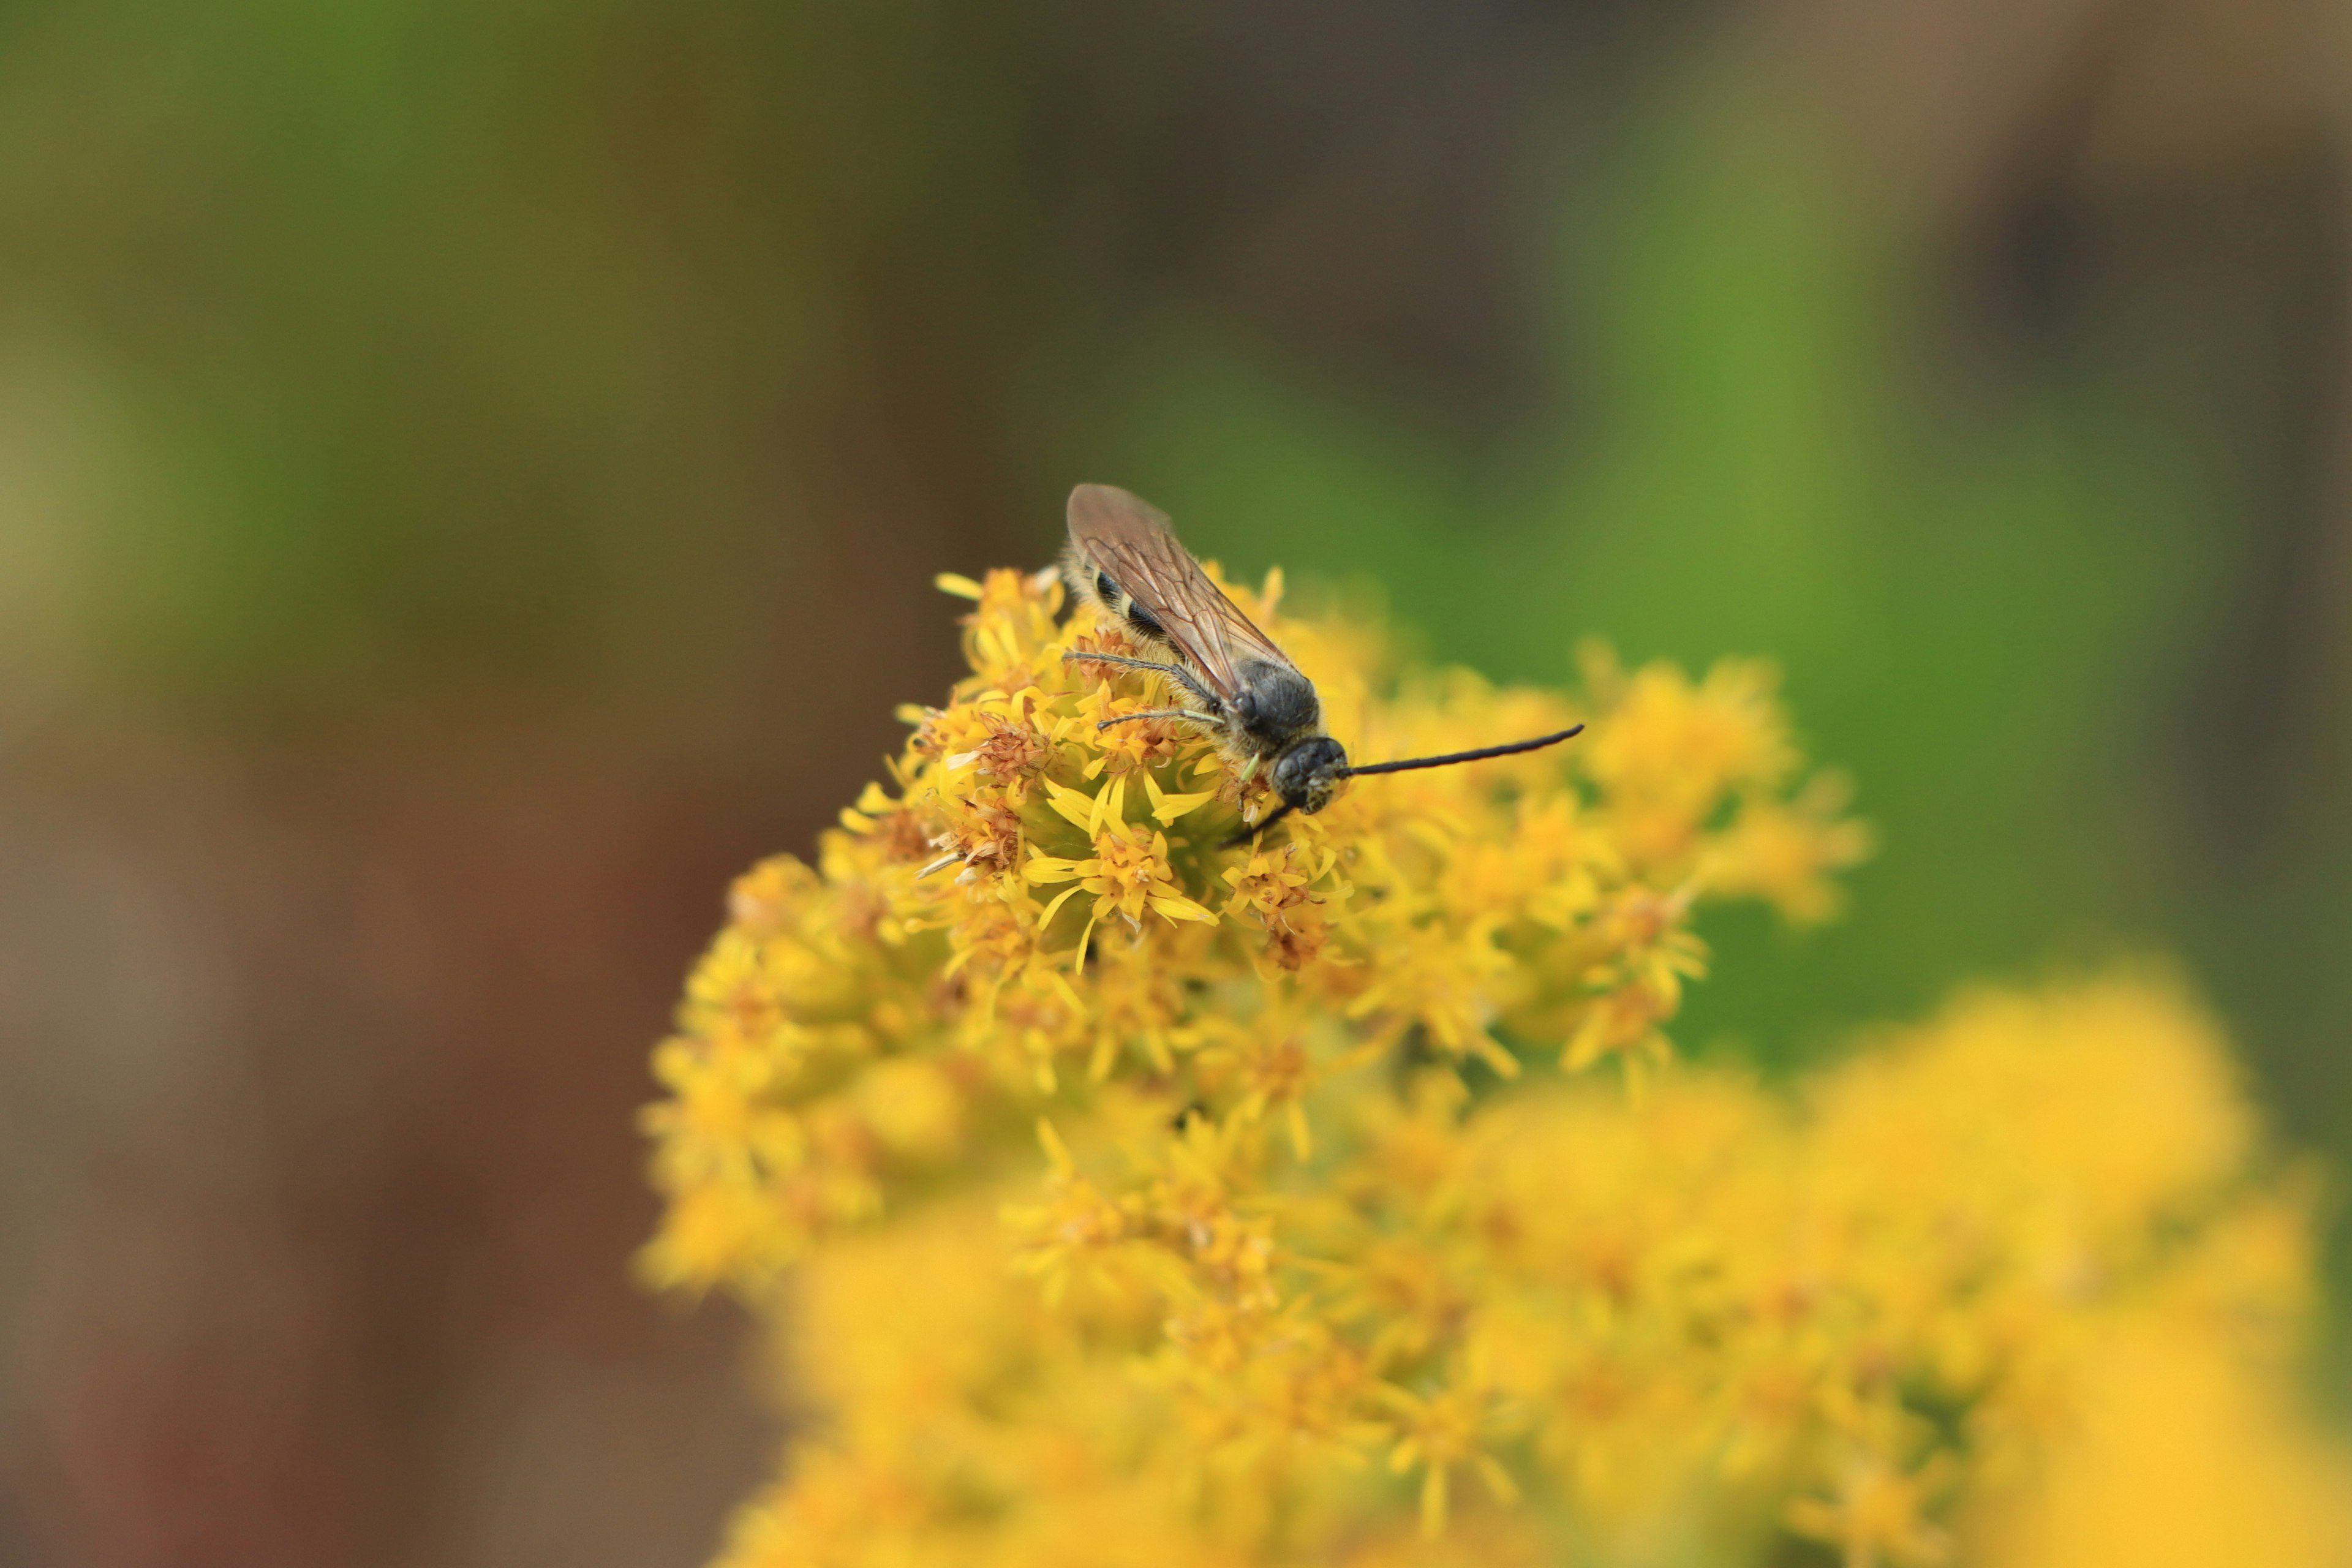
left=1061, top=650, right=1223, bottom=714
left=1096, top=709, right=1217, bottom=731
left=1063, top=649, right=1188, bottom=678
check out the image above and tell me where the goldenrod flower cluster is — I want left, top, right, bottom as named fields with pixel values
left=641, top=563, right=2346, bottom=1567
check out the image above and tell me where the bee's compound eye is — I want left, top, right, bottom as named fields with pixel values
left=1272, top=736, right=1349, bottom=813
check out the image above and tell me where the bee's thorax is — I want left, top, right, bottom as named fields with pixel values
left=1230, top=660, right=1320, bottom=751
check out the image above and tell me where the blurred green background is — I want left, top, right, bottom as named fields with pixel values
left=3, top=2, right=2347, bottom=1564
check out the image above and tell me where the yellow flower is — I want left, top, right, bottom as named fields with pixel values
left=1381, top=1361, right=1523, bottom=1537
left=643, top=557, right=2341, bottom=1568
left=1023, top=775, right=1220, bottom=970
left=1787, top=1450, right=1956, bottom=1568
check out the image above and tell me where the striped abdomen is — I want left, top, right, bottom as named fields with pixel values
left=1061, top=544, right=1170, bottom=646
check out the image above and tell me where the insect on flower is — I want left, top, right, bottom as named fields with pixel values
left=1062, top=483, right=1583, bottom=842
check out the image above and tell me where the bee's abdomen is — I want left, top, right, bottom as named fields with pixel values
left=1121, top=595, right=1167, bottom=641
left=1068, top=551, right=1172, bottom=646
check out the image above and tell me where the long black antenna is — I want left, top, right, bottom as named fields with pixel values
left=1341, top=725, right=1583, bottom=777
left=1224, top=725, right=1585, bottom=848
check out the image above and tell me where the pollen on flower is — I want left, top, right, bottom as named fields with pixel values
left=642, top=560, right=2343, bottom=1568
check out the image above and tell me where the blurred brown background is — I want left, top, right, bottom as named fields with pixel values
left=4, top=1, right=2350, bottom=1564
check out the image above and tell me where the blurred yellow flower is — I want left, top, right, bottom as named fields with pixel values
left=643, top=559, right=2343, bottom=1567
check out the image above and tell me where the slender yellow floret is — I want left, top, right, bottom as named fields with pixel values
left=642, top=562, right=2345, bottom=1567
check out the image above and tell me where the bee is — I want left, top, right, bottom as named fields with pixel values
left=1061, top=483, right=1583, bottom=842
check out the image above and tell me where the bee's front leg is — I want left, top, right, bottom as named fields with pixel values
left=1061, top=650, right=1224, bottom=715
left=1096, top=709, right=1219, bottom=731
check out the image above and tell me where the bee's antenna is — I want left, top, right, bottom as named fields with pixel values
left=1340, top=725, right=1585, bottom=778
left=1217, top=726, right=1585, bottom=850
left=1222, top=802, right=1297, bottom=850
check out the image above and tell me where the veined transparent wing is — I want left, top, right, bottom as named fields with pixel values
left=1065, top=483, right=1298, bottom=701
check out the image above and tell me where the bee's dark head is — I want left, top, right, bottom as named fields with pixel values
left=1270, top=736, right=1349, bottom=815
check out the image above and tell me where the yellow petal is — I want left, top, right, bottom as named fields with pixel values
left=933, top=571, right=984, bottom=600
left=1037, top=884, right=1084, bottom=928
left=1035, top=1116, right=1074, bottom=1175
left=1471, top=1035, right=1522, bottom=1079
left=1148, top=892, right=1219, bottom=924
left=1043, top=778, right=1098, bottom=832
left=1090, top=772, right=1128, bottom=837
left=1145, top=772, right=1218, bottom=824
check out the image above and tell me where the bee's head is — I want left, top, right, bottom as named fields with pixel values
left=1270, top=736, right=1349, bottom=815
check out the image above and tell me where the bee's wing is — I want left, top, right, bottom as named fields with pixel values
left=1066, top=484, right=1299, bottom=702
